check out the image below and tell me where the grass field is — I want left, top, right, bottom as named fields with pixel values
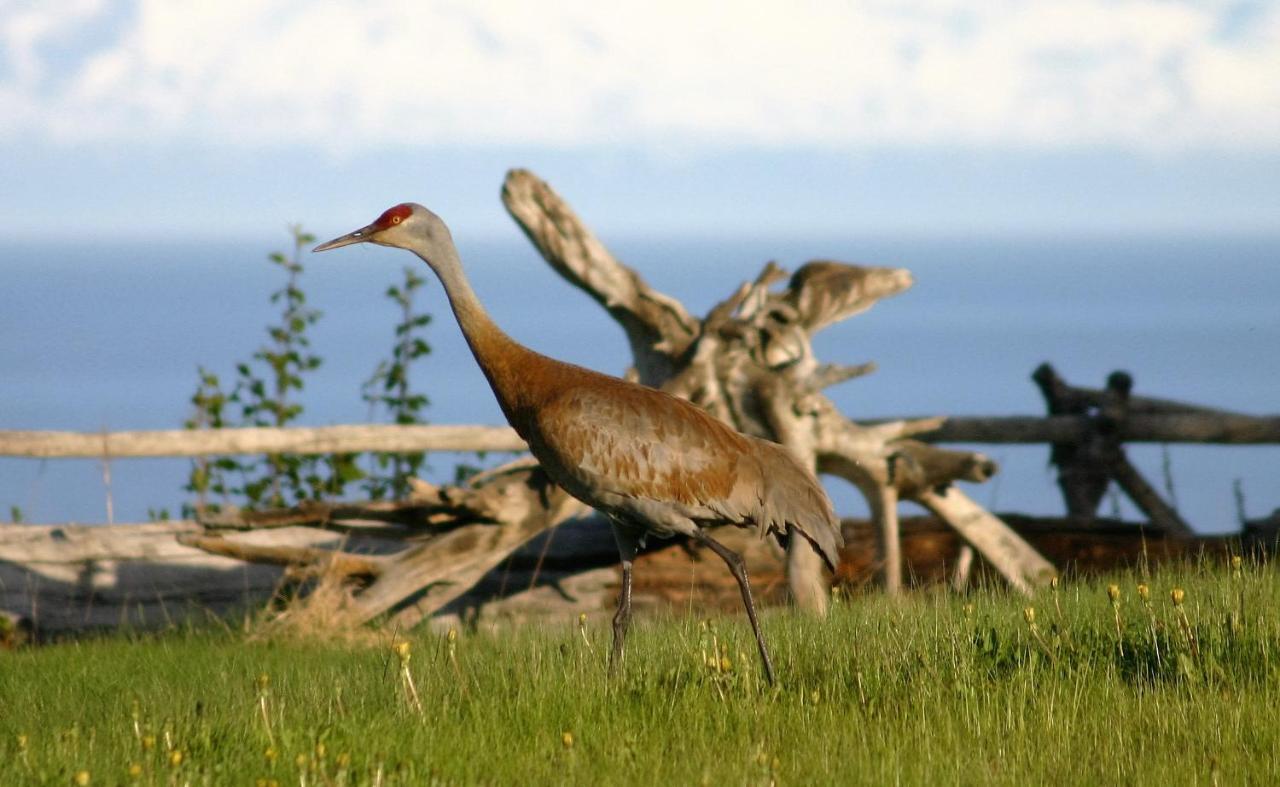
left=3, top=557, right=1278, bottom=786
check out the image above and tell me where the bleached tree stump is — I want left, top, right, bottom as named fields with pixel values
left=500, top=169, right=1053, bottom=600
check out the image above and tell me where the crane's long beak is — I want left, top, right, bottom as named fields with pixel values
left=312, top=223, right=377, bottom=252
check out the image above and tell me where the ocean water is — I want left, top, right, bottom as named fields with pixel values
left=1, top=233, right=1277, bottom=531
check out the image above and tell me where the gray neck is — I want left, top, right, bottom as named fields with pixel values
left=410, top=239, right=531, bottom=418
left=413, top=241, right=492, bottom=342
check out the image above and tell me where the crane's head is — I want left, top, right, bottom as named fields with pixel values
left=312, top=202, right=451, bottom=256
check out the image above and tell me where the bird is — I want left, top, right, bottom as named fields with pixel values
left=314, top=202, right=843, bottom=684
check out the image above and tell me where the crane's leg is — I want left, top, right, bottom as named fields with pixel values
left=609, top=521, right=640, bottom=675
left=692, top=529, right=777, bottom=685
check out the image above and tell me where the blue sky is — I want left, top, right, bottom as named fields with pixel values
left=2, top=0, right=1278, bottom=241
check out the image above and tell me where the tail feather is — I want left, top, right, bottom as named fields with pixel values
left=752, top=439, right=844, bottom=572
left=791, top=517, right=843, bottom=574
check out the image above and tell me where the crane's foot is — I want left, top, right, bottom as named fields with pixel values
left=694, top=530, right=777, bottom=686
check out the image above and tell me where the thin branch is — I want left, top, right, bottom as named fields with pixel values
left=802, top=362, right=878, bottom=393
left=176, top=534, right=383, bottom=578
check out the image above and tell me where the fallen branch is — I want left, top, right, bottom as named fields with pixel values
left=913, top=487, right=1058, bottom=593
left=176, top=534, right=383, bottom=579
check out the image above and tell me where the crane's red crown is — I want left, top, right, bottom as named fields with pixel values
left=374, top=204, right=414, bottom=229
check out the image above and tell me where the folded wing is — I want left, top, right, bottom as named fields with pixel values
left=530, top=374, right=843, bottom=570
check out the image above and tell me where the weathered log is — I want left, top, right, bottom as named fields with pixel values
left=833, top=514, right=1244, bottom=591
left=196, top=499, right=454, bottom=533
left=0, top=521, right=344, bottom=634
left=886, top=413, right=1280, bottom=445
left=28, top=459, right=592, bottom=634
left=175, top=534, right=383, bottom=579
left=7, top=512, right=1252, bottom=637
left=0, top=521, right=205, bottom=563
left=348, top=513, right=1242, bottom=627
left=265, top=461, right=591, bottom=631
left=632, top=514, right=1239, bottom=614
left=911, top=487, right=1058, bottom=592
left=0, top=424, right=525, bottom=458
left=193, top=478, right=539, bottom=534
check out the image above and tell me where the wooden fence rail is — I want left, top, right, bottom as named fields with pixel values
left=0, top=424, right=527, bottom=458
left=2, top=413, right=1277, bottom=459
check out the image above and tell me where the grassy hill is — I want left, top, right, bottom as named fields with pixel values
left=3, top=556, right=1277, bottom=785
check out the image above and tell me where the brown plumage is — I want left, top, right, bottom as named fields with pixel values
left=314, top=202, right=842, bottom=684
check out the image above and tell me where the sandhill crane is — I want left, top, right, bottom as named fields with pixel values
left=314, top=203, right=843, bottom=684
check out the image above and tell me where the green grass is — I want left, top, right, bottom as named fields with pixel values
left=3, top=558, right=1278, bottom=785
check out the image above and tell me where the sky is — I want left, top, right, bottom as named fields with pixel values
left=2, top=0, right=1279, bottom=240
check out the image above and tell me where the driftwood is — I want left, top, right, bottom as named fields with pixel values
left=0, top=520, right=308, bottom=633
left=8, top=511, right=1258, bottom=638
left=185, top=459, right=591, bottom=630
left=502, top=170, right=1053, bottom=602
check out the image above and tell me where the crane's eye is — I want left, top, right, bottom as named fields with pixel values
left=376, top=203, right=413, bottom=228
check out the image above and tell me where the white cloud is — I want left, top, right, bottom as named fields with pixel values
left=2, top=0, right=1278, bottom=152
